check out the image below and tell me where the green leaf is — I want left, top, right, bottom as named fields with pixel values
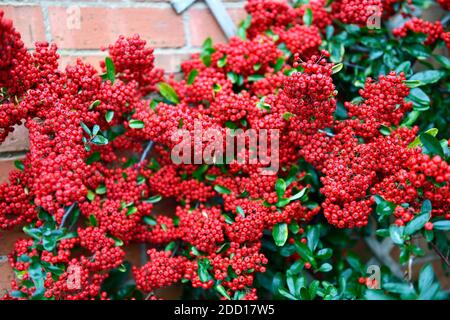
left=420, top=199, right=432, bottom=215
left=217, top=55, right=227, bottom=68
left=420, top=133, right=444, bottom=157
left=129, top=119, right=145, bottom=129
left=275, top=178, right=286, bottom=199
left=80, top=122, right=92, bottom=136
left=28, top=260, right=45, bottom=296
left=92, top=125, right=100, bottom=136
left=278, top=288, right=297, bottom=300
left=376, top=228, right=390, bottom=237
left=86, top=151, right=101, bottom=165
left=288, top=187, right=308, bottom=202
left=274, top=57, right=285, bottom=73
left=157, top=82, right=180, bottom=104
left=309, top=280, right=320, bottom=300
left=389, top=224, right=404, bottom=244
left=14, top=160, right=24, bottom=171
left=383, top=282, right=415, bottom=296
left=318, top=263, right=332, bottom=272
left=237, top=15, right=252, bottom=40
left=409, top=87, right=430, bottom=106
left=105, top=110, right=114, bottom=123
left=374, top=195, right=396, bottom=218
left=91, top=135, right=108, bottom=145
left=418, top=264, right=435, bottom=294
left=87, top=190, right=95, bottom=201
left=395, top=61, right=411, bottom=74
left=197, top=259, right=212, bottom=283
left=379, top=125, right=391, bottom=136
left=434, top=54, right=450, bottom=69
left=95, top=184, right=107, bottom=195
left=253, top=63, right=262, bottom=71
left=23, top=226, right=42, bottom=241
left=424, top=229, right=434, bottom=241
left=410, top=70, right=445, bottom=85
left=432, top=220, right=450, bottom=230
left=295, top=241, right=316, bottom=266
left=89, top=100, right=101, bottom=110
left=306, top=226, right=320, bottom=252
left=408, top=128, right=438, bottom=148
left=365, top=290, right=394, bottom=300
left=192, top=164, right=209, bottom=181
left=247, top=74, right=265, bottom=82
left=316, top=248, right=333, bottom=260
left=227, top=71, right=238, bottom=84
left=110, top=236, right=124, bottom=247
left=187, top=69, right=199, bottom=85
left=303, top=8, right=313, bottom=26
left=272, top=223, right=288, bottom=247
left=201, top=37, right=215, bottom=66
left=42, top=235, right=57, bottom=251
left=257, top=97, right=271, bottom=112
left=276, top=198, right=291, bottom=208
left=403, top=79, right=421, bottom=88
left=105, top=57, right=116, bottom=84
left=143, top=215, right=157, bottom=226
left=215, top=284, right=231, bottom=300
left=213, top=83, right=222, bottom=92
left=126, top=206, right=138, bottom=216
left=88, top=214, right=98, bottom=227
left=331, top=63, right=343, bottom=74
left=143, top=195, right=162, bottom=204
left=283, top=112, right=294, bottom=121
left=214, top=185, right=231, bottom=195
left=404, top=206, right=430, bottom=235
left=236, top=206, right=245, bottom=217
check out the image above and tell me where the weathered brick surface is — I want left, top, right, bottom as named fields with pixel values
left=155, top=52, right=193, bottom=73
left=59, top=54, right=107, bottom=72
left=48, top=6, right=185, bottom=49
left=0, top=258, right=14, bottom=293
left=189, top=8, right=247, bottom=46
left=0, top=125, right=29, bottom=153
left=0, top=160, right=16, bottom=184
left=0, top=5, right=46, bottom=48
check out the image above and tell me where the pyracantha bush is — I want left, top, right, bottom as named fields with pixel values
left=0, top=0, right=449, bottom=300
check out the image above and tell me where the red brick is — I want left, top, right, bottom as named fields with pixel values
left=189, top=8, right=247, bottom=47
left=0, top=125, right=29, bottom=153
left=0, top=257, right=14, bottom=293
left=0, top=5, right=46, bottom=48
left=0, top=160, right=16, bottom=184
left=59, top=55, right=107, bottom=72
left=154, top=52, right=192, bottom=73
left=48, top=6, right=185, bottom=49
left=0, top=229, right=23, bottom=256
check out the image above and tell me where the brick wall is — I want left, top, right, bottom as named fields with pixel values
left=0, top=0, right=246, bottom=293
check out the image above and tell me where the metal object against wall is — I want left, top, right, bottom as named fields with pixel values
left=170, top=0, right=236, bottom=39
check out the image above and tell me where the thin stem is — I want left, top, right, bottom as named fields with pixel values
left=364, top=236, right=404, bottom=279
left=137, top=141, right=154, bottom=170
left=442, top=13, right=450, bottom=27
left=59, top=202, right=77, bottom=229
left=140, top=243, right=148, bottom=265
left=170, top=241, right=181, bottom=258
left=429, top=241, right=450, bottom=268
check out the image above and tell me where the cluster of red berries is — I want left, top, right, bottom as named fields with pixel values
left=393, top=18, right=450, bottom=49
left=332, top=0, right=383, bottom=26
